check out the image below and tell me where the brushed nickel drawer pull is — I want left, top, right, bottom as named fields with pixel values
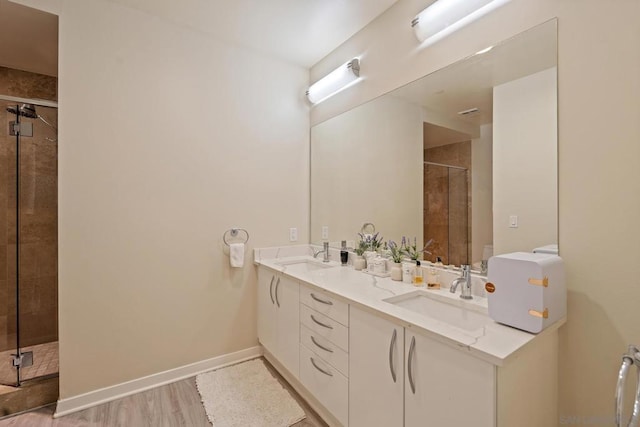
left=310, top=293, right=333, bottom=305
left=389, top=329, right=397, bottom=383
left=269, top=276, right=275, bottom=305
left=274, top=277, right=281, bottom=308
left=408, top=335, right=416, bottom=394
left=311, top=335, right=334, bottom=353
left=310, top=314, right=333, bottom=329
left=310, top=357, right=333, bottom=377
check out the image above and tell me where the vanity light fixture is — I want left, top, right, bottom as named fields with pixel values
left=475, top=45, right=494, bottom=55
left=306, top=58, right=361, bottom=104
left=411, top=0, right=513, bottom=46
left=457, top=107, right=479, bottom=116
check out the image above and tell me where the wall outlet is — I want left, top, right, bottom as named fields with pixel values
left=509, top=215, right=518, bottom=228
left=289, top=227, right=298, bottom=242
left=321, top=226, right=329, bottom=240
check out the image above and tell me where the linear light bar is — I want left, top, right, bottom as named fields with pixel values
left=411, top=0, right=512, bottom=47
left=306, top=58, right=361, bottom=105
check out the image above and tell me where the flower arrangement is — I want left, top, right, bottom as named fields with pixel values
left=354, top=232, right=384, bottom=257
left=387, top=240, right=405, bottom=263
left=354, top=238, right=369, bottom=256
left=356, top=233, right=383, bottom=255
left=358, top=232, right=383, bottom=252
left=402, top=236, right=425, bottom=261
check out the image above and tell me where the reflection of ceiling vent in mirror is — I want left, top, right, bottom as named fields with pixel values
left=457, top=107, right=479, bottom=116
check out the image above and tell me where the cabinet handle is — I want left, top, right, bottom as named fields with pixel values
left=275, top=277, right=281, bottom=308
left=310, top=357, right=333, bottom=377
left=389, top=329, right=397, bottom=383
left=310, top=293, right=333, bottom=305
left=310, top=314, right=333, bottom=330
left=408, top=335, right=416, bottom=394
left=269, top=276, right=275, bottom=305
left=311, top=336, right=334, bottom=353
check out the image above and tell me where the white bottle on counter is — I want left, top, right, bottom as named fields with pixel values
left=402, top=262, right=414, bottom=284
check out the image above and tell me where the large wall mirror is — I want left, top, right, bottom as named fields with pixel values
left=310, top=19, right=558, bottom=271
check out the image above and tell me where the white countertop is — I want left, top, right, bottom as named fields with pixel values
left=254, top=245, right=565, bottom=366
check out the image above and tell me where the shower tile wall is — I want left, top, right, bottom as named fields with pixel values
left=424, top=141, right=471, bottom=266
left=0, top=66, right=57, bottom=352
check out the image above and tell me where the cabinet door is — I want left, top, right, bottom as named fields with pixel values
left=257, top=268, right=277, bottom=355
left=349, top=306, right=403, bottom=427
left=274, top=275, right=300, bottom=378
left=405, top=331, right=495, bottom=427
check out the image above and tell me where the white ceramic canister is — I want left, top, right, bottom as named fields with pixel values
left=391, top=262, right=402, bottom=281
left=373, top=256, right=386, bottom=274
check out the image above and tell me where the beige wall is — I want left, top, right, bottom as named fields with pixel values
left=310, top=94, right=423, bottom=245
left=493, top=67, right=557, bottom=255
left=311, top=0, right=640, bottom=423
left=13, top=0, right=309, bottom=398
left=471, top=123, right=492, bottom=264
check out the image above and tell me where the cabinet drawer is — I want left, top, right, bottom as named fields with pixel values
left=300, top=325, right=349, bottom=377
left=300, top=344, right=348, bottom=426
left=300, top=286, right=349, bottom=326
left=300, top=304, right=349, bottom=352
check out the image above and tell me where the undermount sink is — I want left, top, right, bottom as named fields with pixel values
left=275, top=258, right=335, bottom=272
left=384, top=291, right=491, bottom=333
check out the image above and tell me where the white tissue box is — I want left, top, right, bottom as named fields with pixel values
left=486, top=252, right=565, bottom=334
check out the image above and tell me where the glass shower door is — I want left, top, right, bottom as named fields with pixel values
left=0, top=101, right=58, bottom=387
left=447, top=167, right=469, bottom=266
left=1, top=102, right=20, bottom=386
left=16, top=103, right=59, bottom=383
left=424, top=162, right=470, bottom=266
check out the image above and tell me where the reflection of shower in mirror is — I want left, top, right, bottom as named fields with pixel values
left=6, top=103, right=57, bottom=131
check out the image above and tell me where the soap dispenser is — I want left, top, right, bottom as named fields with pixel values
left=340, top=240, right=348, bottom=266
left=413, top=260, right=424, bottom=286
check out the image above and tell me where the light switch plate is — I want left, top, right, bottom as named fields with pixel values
left=509, top=215, right=518, bottom=228
left=289, top=228, right=298, bottom=242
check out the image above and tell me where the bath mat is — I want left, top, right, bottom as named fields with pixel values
left=196, top=358, right=306, bottom=427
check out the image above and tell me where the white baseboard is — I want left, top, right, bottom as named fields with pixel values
left=54, top=346, right=263, bottom=418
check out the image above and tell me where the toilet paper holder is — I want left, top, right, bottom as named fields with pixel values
left=223, top=228, right=249, bottom=246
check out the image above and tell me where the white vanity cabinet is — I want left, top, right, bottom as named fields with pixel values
left=350, top=306, right=494, bottom=427
left=257, top=267, right=300, bottom=378
left=349, top=306, right=404, bottom=427
left=404, top=330, right=494, bottom=427
left=255, top=256, right=559, bottom=427
left=299, top=285, right=350, bottom=426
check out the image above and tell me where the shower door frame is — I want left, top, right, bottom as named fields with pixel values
left=1, top=95, right=58, bottom=387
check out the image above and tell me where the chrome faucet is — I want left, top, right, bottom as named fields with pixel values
left=313, top=242, right=330, bottom=263
left=450, top=264, right=473, bottom=300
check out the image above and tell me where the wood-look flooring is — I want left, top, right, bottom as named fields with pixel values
left=0, top=358, right=327, bottom=427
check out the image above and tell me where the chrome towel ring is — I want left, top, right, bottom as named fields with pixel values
left=616, top=345, right=640, bottom=427
left=223, top=228, right=249, bottom=246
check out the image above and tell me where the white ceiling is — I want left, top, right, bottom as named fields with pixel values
left=106, top=0, right=400, bottom=68
left=0, top=0, right=399, bottom=77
